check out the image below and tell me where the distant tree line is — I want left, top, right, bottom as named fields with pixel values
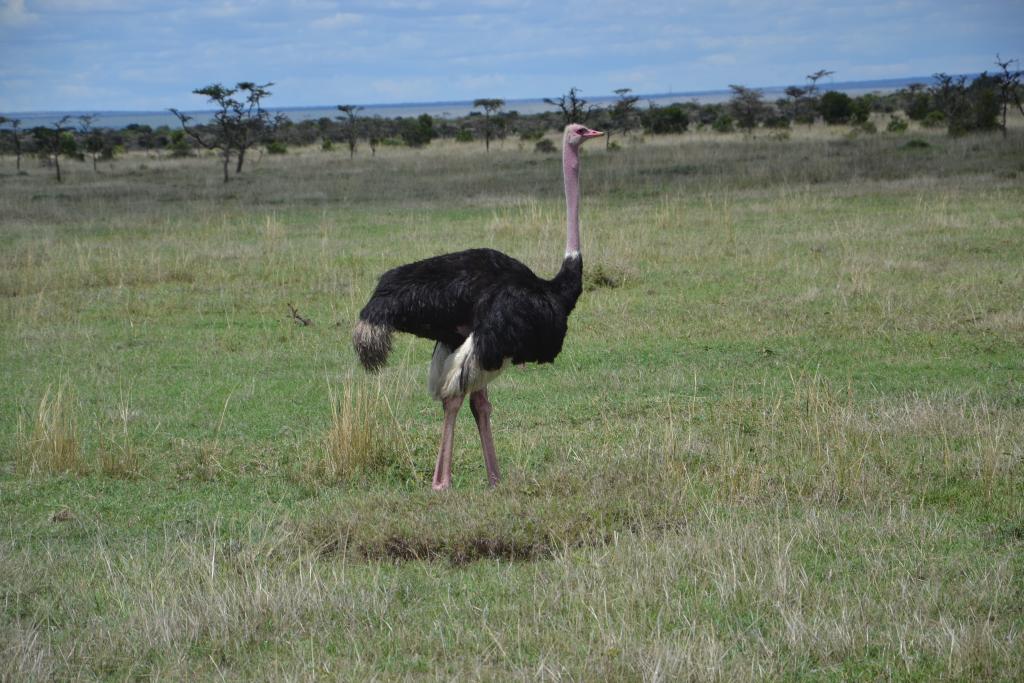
left=2, top=56, right=1021, bottom=182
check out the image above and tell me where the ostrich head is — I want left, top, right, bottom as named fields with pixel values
left=564, top=123, right=604, bottom=147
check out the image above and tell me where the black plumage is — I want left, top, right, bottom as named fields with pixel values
left=351, top=123, right=604, bottom=490
left=357, top=247, right=582, bottom=370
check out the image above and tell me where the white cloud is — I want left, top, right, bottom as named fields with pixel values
left=848, top=62, right=915, bottom=79
left=200, top=2, right=247, bottom=18
left=456, top=73, right=507, bottom=93
left=601, top=67, right=665, bottom=93
left=56, top=82, right=112, bottom=100
left=363, top=1, right=436, bottom=9
left=0, top=0, right=37, bottom=26
left=700, top=52, right=737, bottom=67
left=35, top=0, right=137, bottom=10
left=311, top=12, right=363, bottom=29
left=370, top=77, right=439, bottom=100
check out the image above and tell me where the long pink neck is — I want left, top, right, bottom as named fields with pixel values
left=562, top=140, right=581, bottom=257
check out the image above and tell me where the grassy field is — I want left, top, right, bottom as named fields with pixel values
left=2, top=123, right=1023, bottom=680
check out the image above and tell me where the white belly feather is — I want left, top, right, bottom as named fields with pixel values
left=428, top=334, right=509, bottom=400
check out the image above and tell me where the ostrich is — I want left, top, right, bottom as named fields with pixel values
left=353, top=123, right=604, bottom=490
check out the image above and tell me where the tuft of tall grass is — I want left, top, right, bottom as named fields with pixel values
left=15, top=384, right=85, bottom=476
left=97, top=388, right=143, bottom=479
left=304, top=378, right=406, bottom=484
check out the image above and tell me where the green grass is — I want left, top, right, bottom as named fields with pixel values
left=2, top=123, right=1023, bottom=680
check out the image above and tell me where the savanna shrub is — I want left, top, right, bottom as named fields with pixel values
left=534, top=139, right=556, bottom=153
left=169, top=130, right=191, bottom=157
left=921, top=111, right=946, bottom=129
left=819, top=91, right=853, bottom=124
left=887, top=115, right=909, bottom=133
left=643, top=104, right=689, bottom=134
left=712, top=115, right=734, bottom=133
left=400, top=114, right=436, bottom=147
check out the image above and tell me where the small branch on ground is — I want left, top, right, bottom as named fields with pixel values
left=288, top=304, right=312, bottom=326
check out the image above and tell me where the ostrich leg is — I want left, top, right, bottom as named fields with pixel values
left=469, top=389, right=500, bottom=487
left=432, top=394, right=464, bottom=491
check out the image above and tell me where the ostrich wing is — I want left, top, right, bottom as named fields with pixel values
left=472, top=287, right=571, bottom=371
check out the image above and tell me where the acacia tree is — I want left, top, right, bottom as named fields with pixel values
left=994, top=54, right=1023, bottom=138
left=608, top=88, right=639, bottom=149
left=366, top=116, right=382, bottom=157
left=77, top=115, right=105, bottom=172
left=805, top=69, right=834, bottom=97
left=802, top=69, right=834, bottom=125
left=544, top=87, right=592, bottom=126
left=0, top=116, right=26, bottom=171
left=336, top=104, right=363, bottom=158
left=472, top=98, right=505, bottom=152
left=783, top=85, right=806, bottom=122
left=32, top=116, right=76, bottom=182
left=931, top=73, right=971, bottom=135
left=728, top=85, right=768, bottom=134
left=170, top=81, right=284, bottom=182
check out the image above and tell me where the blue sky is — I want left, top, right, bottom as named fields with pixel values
left=1, top=0, right=1021, bottom=112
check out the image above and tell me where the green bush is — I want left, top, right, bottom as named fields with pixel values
left=321, top=138, right=334, bottom=151
left=850, top=95, right=873, bottom=124
left=265, top=141, right=287, bottom=155
left=970, top=86, right=1000, bottom=132
left=455, top=129, right=473, bottom=143
left=929, top=74, right=1000, bottom=137
left=60, top=132, right=84, bottom=161
left=921, top=111, right=946, bottom=129
left=712, top=115, right=734, bottom=133
left=400, top=114, right=436, bottom=148
left=819, top=91, right=853, bottom=124
left=906, top=92, right=931, bottom=120
left=534, top=139, right=556, bottom=153
left=886, top=115, right=908, bottom=133
left=642, top=104, right=689, bottom=134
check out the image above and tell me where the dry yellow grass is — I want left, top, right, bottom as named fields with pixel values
left=15, top=384, right=84, bottom=476
left=304, top=377, right=407, bottom=483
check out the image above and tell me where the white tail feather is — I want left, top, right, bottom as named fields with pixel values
left=427, top=334, right=508, bottom=400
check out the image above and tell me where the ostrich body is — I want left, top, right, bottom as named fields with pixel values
left=353, top=124, right=603, bottom=489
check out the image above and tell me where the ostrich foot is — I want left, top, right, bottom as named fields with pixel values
left=432, top=395, right=463, bottom=491
left=470, top=389, right=500, bottom=487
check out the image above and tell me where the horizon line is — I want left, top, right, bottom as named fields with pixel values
left=0, top=73, right=968, bottom=119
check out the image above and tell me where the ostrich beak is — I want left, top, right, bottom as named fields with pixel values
left=582, top=129, right=605, bottom=138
